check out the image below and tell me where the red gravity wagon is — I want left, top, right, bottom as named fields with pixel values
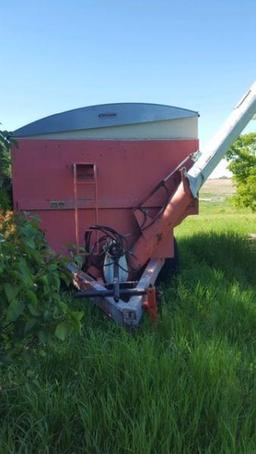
left=12, top=83, right=256, bottom=326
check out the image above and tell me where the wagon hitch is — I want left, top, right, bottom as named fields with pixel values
left=67, top=259, right=163, bottom=327
left=74, top=284, right=158, bottom=322
left=75, top=286, right=147, bottom=300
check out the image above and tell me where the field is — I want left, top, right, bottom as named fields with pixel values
left=1, top=180, right=256, bottom=453
left=201, top=178, right=236, bottom=196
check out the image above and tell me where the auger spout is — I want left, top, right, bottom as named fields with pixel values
left=187, top=81, right=256, bottom=197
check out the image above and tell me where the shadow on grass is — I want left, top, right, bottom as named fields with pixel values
left=178, top=231, right=256, bottom=287
left=159, top=231, right=256, bottom=350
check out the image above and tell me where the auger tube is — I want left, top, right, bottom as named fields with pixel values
left=187, top=81, right=256, bottom=197
left=130, top=81, right=256, bottom=272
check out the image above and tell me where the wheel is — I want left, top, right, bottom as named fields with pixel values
left=156, top=237, right=179, bottom=285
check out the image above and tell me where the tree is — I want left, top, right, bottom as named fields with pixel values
left=226, top=133, right=256, bottom=212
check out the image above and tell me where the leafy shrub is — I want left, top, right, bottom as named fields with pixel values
left=0, top=212, right=83, bottom=359
left=0, top=188, right=11, bottom=211
left=227, top=133, right=256, bottom=212
left=0, top=130, right=12, bottom=210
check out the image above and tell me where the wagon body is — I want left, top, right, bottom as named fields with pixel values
left=12, top=103, right=199, bottom=258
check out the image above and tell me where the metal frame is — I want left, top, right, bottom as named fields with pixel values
left=67, top=258, right=164, bottom=326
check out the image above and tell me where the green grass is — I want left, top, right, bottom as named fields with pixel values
left=0, top=197, right=256, bottom=453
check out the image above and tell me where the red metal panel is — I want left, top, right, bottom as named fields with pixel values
left=12, top=138, right=198, bottom=256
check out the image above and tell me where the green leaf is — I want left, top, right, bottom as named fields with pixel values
left=24, top=319, right=37, bottom=334
left=69, top=311, right=84, bottom=331
left=60, top=271, right=71, bottom=286
left=55, top=321, right=70, bottom=341
left=6, top=299, right=25, bottom=322
left=4, top=283, right=19, bottom=302
left=27, top=304, right=40, bottom=317
left=17, top=258, right=33, bottom=286
left=26, top=238, right=35, bottom=249
left=38, top=330, right=50, bottom=344
left=26, top=289, right=38, bottom=305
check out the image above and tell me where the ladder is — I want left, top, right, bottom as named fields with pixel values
left=73, top=163, right=99, bottom=253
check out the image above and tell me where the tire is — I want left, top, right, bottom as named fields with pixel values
left=156, top=237, right=179, bottom=285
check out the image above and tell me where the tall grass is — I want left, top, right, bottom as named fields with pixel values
left=0, top=201, right=255, bottom=453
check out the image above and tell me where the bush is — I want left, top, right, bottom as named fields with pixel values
left=0, top=188, right=11, bottom=211
left=227, top=133, right=256, bottom=212
left=0, top=129, right=12, bottom=210
left=0, top=212, right=83, bottom=360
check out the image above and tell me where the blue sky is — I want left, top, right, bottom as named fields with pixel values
left=1, top=0, right=255, bottom=175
